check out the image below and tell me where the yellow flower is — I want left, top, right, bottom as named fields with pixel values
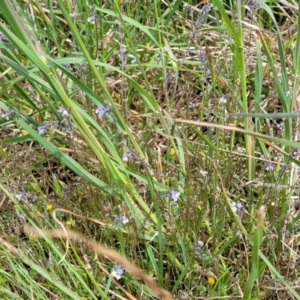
left=46, top=204, right=53, bottom=211
left=207, top=276, right=215, bottom=285
left=66, top=219, right=75, bottom=227
left=30, top=234, right=39, bottom=241
left=169, top=148, right=175, bottom=156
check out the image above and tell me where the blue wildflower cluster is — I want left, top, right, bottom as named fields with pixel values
left=37, top=121, right=58, bottom=134
left=114, top=215, right=129, bottom=225
left=2, top=109, right=17, bottom=120
left=95, top=104, right=115, bottom=122
left=183, top=2, right=213, bottom=29
left=122, top=151, right=133, bottom=162
left=246, top=0, right=259, bottom=11
left=198, top=47, right=210, bottom=78
left=15, top=191, right=36, bottom=203
left=16, top=191, right=32, bottom=201
left=195, top=3, right=213, bottom=29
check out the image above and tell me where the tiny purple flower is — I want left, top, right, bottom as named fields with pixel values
left=183, top=2, right=192, bottom=12
left=111, top=264, right=125, bottom=279
left=114, top=215, right=129, bottom=225
left=16, top=191, right=33, bottom=201
left=169, top=189, right=180, bottom=202
left=166, top=72, right=176, bottom=83
left=2, top=109, right=15, bottom=120
left=16, top=192, right=26, bottom=200
left=291, top=148, right=300, bottom=157
left=37, top=125, right=47, bottom=134
left=189, top=102, right=198, bottom=110
left=276, top=122, right=284, bottom=130
left=231, top=201, right=245, bottom=218
left=87, top=14, right=97, bottom=24
left=195, top=240, right=204, bottom=254
left=199, top=47, right=207, bottom=64
left=232, top=201, right=243, bottom=211
left=265, top=162, right=274, bottom=171
left=247, top=0, right=259, bottom=11
left=122, top=151, right=133, bottom=162
left=236, top=202, right=243, bottom=210
left=58, top=107, right=70, bottom=117
left=95, top=105, right=110, bottom=118
left=196, top=3, right=213, bottom=28
left=219, top=95, right=227, bottom=104
left=37, top=121, right=56, bottom=134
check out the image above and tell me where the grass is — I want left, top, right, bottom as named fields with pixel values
left=0, top=0, right=300, bottom=299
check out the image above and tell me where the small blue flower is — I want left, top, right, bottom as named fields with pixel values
left=189, top=102, right=198, bottom=110
left=114, top=215, right=129, bottom=225
left=291, top=148, right=300, bottom=157
left=195, top=240, right=204, bottom=254
left=199, top=47, right=207, bottom=64
left=219, top=95, right=227, bottom=104
left=236, top=202, right=243, bottom=210
left=265, top=162, right=274, bottom=171
left=95, top=105, right=110, bottom=118
left=16, top=191, right=32, bottom=201
left=69, top=13, right=75, bottom=18
left=37, top=121, right=56, bottom=134
left=183, top=2, right=192, bottom=11
left=231, top=201, right=245, bottom=218
left=37, top=125, right=47, bottom=134
left=122, top=151, right=133, bottom=162
left=196, top=3, right=213, bottom=28
left=111, top=264, right=125, bottom=279
left=232, top=201, right=243, bottom=211
left=87, top=14, right=97, bottom=24
left=16, top=192, right=26, bottom=200
left=247, top=0, right=259, bottom=11
left=166, top=72, right=175, bottom=83
left=58, top=107, right=70, bottom=117
left=169, top=189, right=180, bottom=202
left=2, top=109, right=15, bottom=120
left=276, top=122, right=284, bottom=130
left=131, top=56, right=137, bottom=64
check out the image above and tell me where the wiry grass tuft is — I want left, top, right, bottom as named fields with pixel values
left=1, top=0, right=300, bottom=299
